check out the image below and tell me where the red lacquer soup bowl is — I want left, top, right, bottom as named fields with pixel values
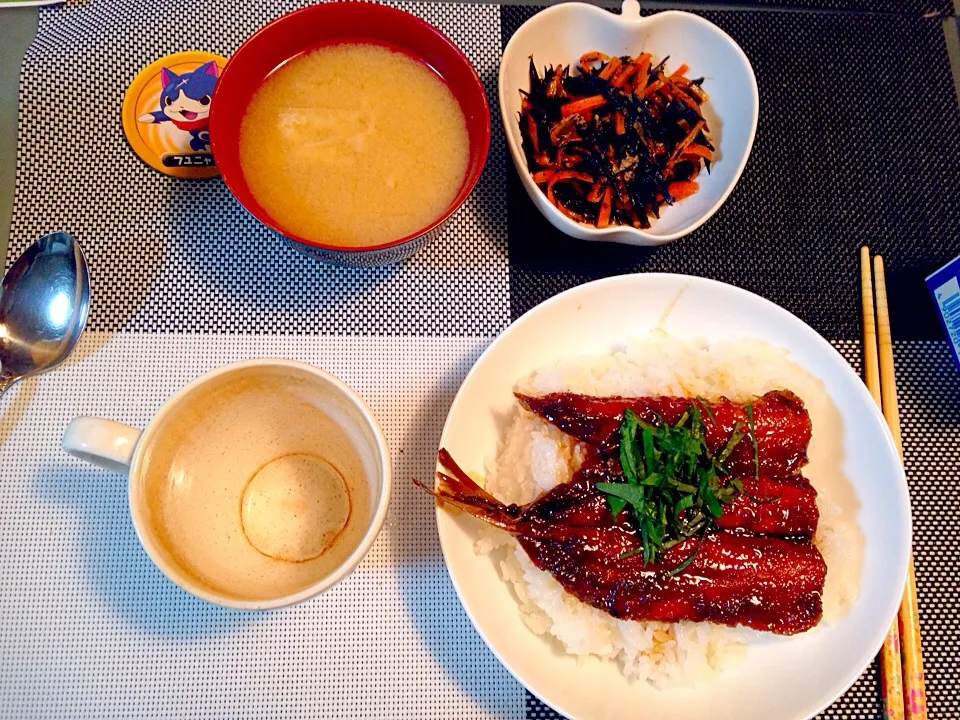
left=210, top=2, right=490, bottom=266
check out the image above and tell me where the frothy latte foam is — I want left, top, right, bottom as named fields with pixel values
left=140, top=368, right=372, bottom=601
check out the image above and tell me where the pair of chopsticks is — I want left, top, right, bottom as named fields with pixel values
left=860, top=247, right=927, bottom=720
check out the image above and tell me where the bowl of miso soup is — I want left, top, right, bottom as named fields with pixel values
left=210, top=2, right=490, bottom=266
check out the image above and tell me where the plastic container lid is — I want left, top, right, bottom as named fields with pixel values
left=122, top=50, right=228, bottom=178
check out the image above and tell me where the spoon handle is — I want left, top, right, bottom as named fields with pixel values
left=0, top=374, right=17, bottom=397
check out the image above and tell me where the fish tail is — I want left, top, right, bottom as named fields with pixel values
left=513, top=391, right=540, bottom=414
left=413, top=449, right=519, bottom=531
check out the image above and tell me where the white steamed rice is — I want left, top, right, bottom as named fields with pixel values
left=474, top=329, right=863, bottom=688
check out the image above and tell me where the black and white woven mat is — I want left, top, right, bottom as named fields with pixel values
left=2, top=0, right=958, bottom=718
left=682, top=0, right=952, bottom=15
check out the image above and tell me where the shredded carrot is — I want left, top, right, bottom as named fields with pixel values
left=532, top=169, right=555, bottom=183
left=597, top=56, right=622, bottom=80
left=668, top=180, right=699, bottom=200
left=557, top=147, right=584, bottom=168
left=670, top=63, right=689, bottom=77
left=549, top=115, right=581, bottom=145
left=632, top=55, right=651, bottom=92
left=678, top=154, right=707, bottom=168
left=579, top=51, right=610, bottom=66
left=554, top=170, right=594, bottom=183
left=642, top=79, right=664, bottom=98
left=674, top=89, right=702, bottom=113
left=668, top=119, right=706, bottom=164
left=560, top=94, right=607, bottom=118
left=682, top=144, right=712, bottom=160
left=610, top=65, right=636, bottom=88
left=546, top=72, right=562, bottom=97
left=534, top=151, right=553, bottom=168
left=614, top=111, right=626, bottom=135
left=539, top=170, right=593, bottom=189
left=586, top=181, right=605, bottom=203
left=596, top=185, right=614, bottom=228
left=526, top=113, right=539, bottom=155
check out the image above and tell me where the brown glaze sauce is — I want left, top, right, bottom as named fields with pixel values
left=516, top=390, right=812, bottom=479
left=427, top=388, right=826, bottom=636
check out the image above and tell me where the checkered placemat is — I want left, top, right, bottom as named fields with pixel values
left=683, top=0, right=952, bottom=15
left=2, top=0, right=959, bottom=718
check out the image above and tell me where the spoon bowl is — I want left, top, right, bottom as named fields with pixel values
left=0, top=232, right=91, bottom=394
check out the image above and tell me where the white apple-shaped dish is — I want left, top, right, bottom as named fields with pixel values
left=499, top=0, right=759, bottom=245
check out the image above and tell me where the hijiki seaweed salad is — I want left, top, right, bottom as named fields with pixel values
left=518, top=51, right=714, bottom=229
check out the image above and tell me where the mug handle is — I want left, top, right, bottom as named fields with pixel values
left=62, top=417, right=143, bottom=474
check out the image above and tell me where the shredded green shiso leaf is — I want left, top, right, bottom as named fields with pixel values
left=594, top=402, right=758, bottom=576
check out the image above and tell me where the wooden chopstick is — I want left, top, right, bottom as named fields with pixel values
left=872, top=254, right=928, bottom=720
left=861, top=247, right=906, bottom=720
left=861, top=248, right=883, bottom=409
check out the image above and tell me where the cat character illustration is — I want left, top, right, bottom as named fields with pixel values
left=138, top=61, right=218, bottom=152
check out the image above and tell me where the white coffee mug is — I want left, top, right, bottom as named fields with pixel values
left=62, top=359, right=391, bottom=609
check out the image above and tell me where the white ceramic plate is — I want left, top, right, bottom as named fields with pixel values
left=499, top=1, right=759, bottom=246
left=435, top=274, right=910, bottom=720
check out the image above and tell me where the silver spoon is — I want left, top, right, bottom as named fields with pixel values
left=0, top=232, right=90, bottom=396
